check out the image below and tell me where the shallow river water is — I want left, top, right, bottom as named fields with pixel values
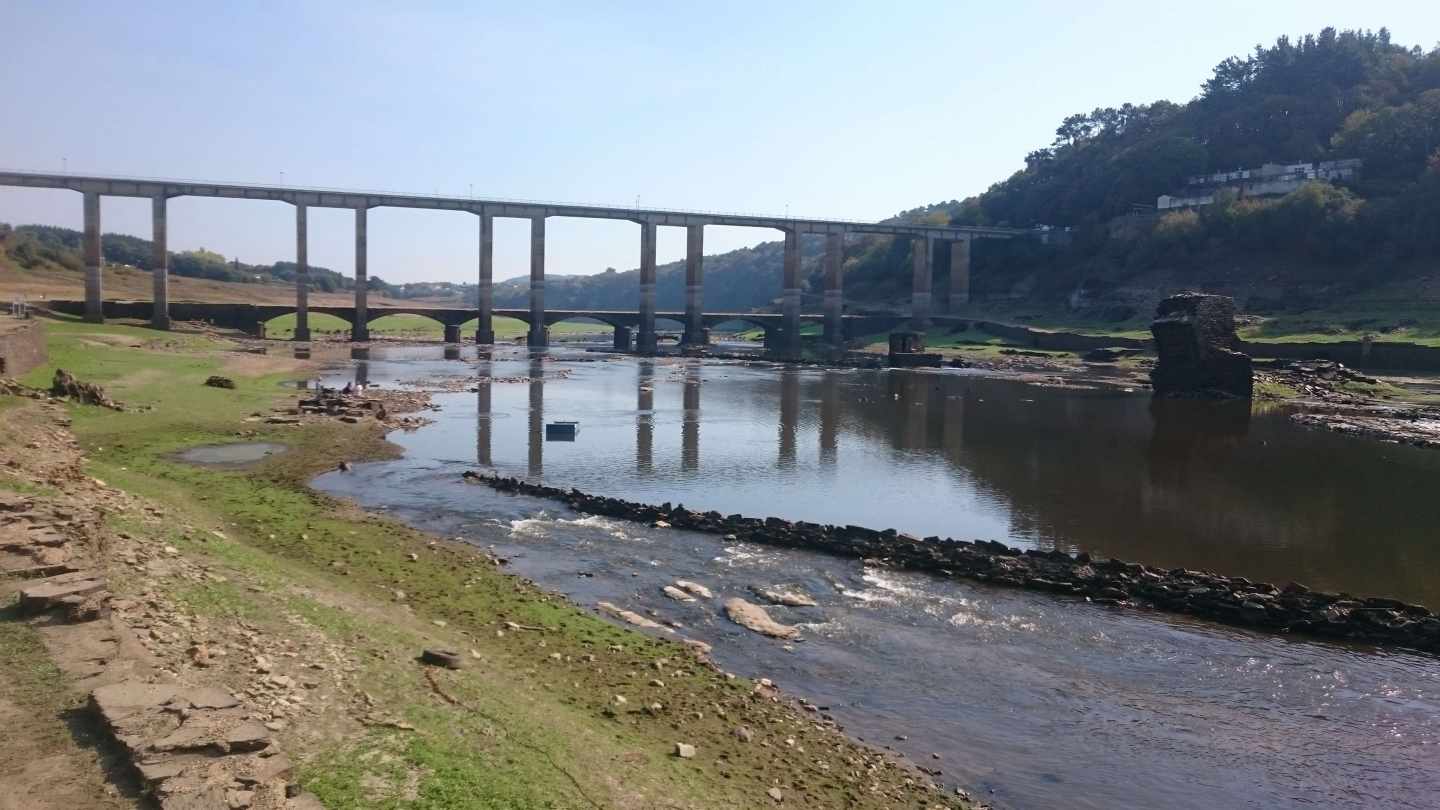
left=312, top=344, right=1440, bottom=809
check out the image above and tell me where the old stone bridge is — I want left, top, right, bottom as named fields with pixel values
left=47, top=299, right=912, bottom=352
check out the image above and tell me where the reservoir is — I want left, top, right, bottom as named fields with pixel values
left=314, top=345, right=1440, bottom=809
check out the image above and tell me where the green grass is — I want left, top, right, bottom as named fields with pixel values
left=0, top=610, right=72, bottom=737
left=1238, top=309, right=1440, bottom=346
left=263, top=313, right=616, bottom=341
left=11, top=318, right=950, bottom=809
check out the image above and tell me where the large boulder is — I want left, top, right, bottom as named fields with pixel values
left=1149, top=292, right=1253, bottom=399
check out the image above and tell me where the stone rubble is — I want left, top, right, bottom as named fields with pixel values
left=465, top=470, right=1440, bottom=655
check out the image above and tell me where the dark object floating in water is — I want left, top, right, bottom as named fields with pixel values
left=545, top=421, right=579, bottom=441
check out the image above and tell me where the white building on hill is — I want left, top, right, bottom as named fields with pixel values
left=1157, top=159, right=1361, bottom=210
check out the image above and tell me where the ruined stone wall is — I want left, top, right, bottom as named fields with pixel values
left=463, top=471, right=1440, bottom=655
left=0, top=320, right=46, bottom=378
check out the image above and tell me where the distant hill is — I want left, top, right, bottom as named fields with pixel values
left=504, top=27, right=1440, bottom=319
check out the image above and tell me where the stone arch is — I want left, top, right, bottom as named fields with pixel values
left=262, top=309, right=351, bottom=340
left=366, top=311, right=450, bottom=340
left=706, top=317, right=773, bottom=343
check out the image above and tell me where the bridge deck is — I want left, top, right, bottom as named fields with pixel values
left=0, top=170, right=1025, bottom=239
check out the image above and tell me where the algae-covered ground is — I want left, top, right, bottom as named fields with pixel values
left=0, top=316, right=966, bottom=809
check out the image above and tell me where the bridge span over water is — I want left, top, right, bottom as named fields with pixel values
left=0, top=170, right=1034, bottom=356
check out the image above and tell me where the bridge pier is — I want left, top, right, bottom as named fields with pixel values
left=83, top=191, right=103, bottom=323
left=613, top=325, right=633, bottom=352
left=527, top=216, right=547, bottom=347
left=780, top=229, right=802, bottom=358
left=443, top=324, right=462, bottom=344
left=637, top=220, right=658, bottom=355
left=352, top=207, right=369, bottom=341
left=911, top=236, right=933, bottom=333
left=294, top=204, right=310, bottom=341
left=682, top=224, right=707, bottom=345
left=151, top=195, right=170, bottom=330
left=823, top=232, right=843, bottom=349
left=475, top=210, right=495, bottom=343
left=949, top=236, right=971, bottom=310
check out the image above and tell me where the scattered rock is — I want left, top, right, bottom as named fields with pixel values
left=419, top=649, right=464, bottom=670
left=50, top=369, right=123, bottom=410
left=597, top=601, right=672, bottom=632
left=675, top=580, right=713, bottom=599
left=723, top=598, right=801, bottom=640
left=750, top=585, right=818, bottom=607
left=673, top=742, right=696, bottom=759
left=204, top=376, right=237, bottom=389
left=662, top=585, right=696, bottom=603
left=767, top=786, right=784, bottom=802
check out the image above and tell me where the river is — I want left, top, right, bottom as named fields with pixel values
left=311, top=344, right=1440, bottom=809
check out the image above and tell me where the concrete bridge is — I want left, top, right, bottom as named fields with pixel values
left=0, top=170, right=1033, bottom=357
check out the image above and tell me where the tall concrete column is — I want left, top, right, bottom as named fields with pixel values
left=911, top=236, right=933, bottom=334
left=150, top=195, right=170, bottom=330
left=780, top=229, right=802, bottom=358
left=823, top=232, right=844, bottom=349
left=683, top=224, right=706, bottom=345
left=949, top=236, right=972, bottom=311
left=352, top=207, right=369, bottom=341
left=294, top=204, right=310, bottom=341
left=527, top=216, right=547, bottom=347
left=476, top=210, right=495, bottom=343
left=82, top=191, right=103, bottom=323
left=636, top=220, right=658, bottom=355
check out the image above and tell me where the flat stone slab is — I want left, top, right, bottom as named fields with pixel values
left=18, top=573, right=106, bottom=614
left=724, top=598, right=802, bottom=640
left=91, top=681, right=313, bottom=807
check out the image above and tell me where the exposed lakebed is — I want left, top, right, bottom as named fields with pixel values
left=312, top=344, right=1440, bottom=809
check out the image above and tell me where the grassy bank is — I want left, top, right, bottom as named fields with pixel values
left=3, top=318, right=958, bottom=809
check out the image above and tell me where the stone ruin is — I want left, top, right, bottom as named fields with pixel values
left=1149, top=292, right=1253, bottom=398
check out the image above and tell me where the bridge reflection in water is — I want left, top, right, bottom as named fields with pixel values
left=376, top=349, right=1440, bottom=607
left=472, top=356, right=819, bottom=481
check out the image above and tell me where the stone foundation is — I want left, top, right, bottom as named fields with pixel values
left=462, top=471, right=1440, bottom=655
left=1150, top=292, right=1253, bottom=398
left=0, top=319, right=46, bottom=378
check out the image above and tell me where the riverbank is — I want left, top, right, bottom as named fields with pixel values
left=462, top=472, right=1440, bottom=656
left=0, top=319, right=971, bottom=808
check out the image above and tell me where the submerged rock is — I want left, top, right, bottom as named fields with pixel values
left=724, top=598, right=801, bottom=640
left=750, top=585, right=818, bottom=607
left=662, top=585, right=696, bottom=603
left=597, top=601, right=672, bottom=632
left=675, top=580, right=714, bottom=599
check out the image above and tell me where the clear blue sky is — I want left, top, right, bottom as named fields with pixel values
left=1, top=1, right=1435, bottom=285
